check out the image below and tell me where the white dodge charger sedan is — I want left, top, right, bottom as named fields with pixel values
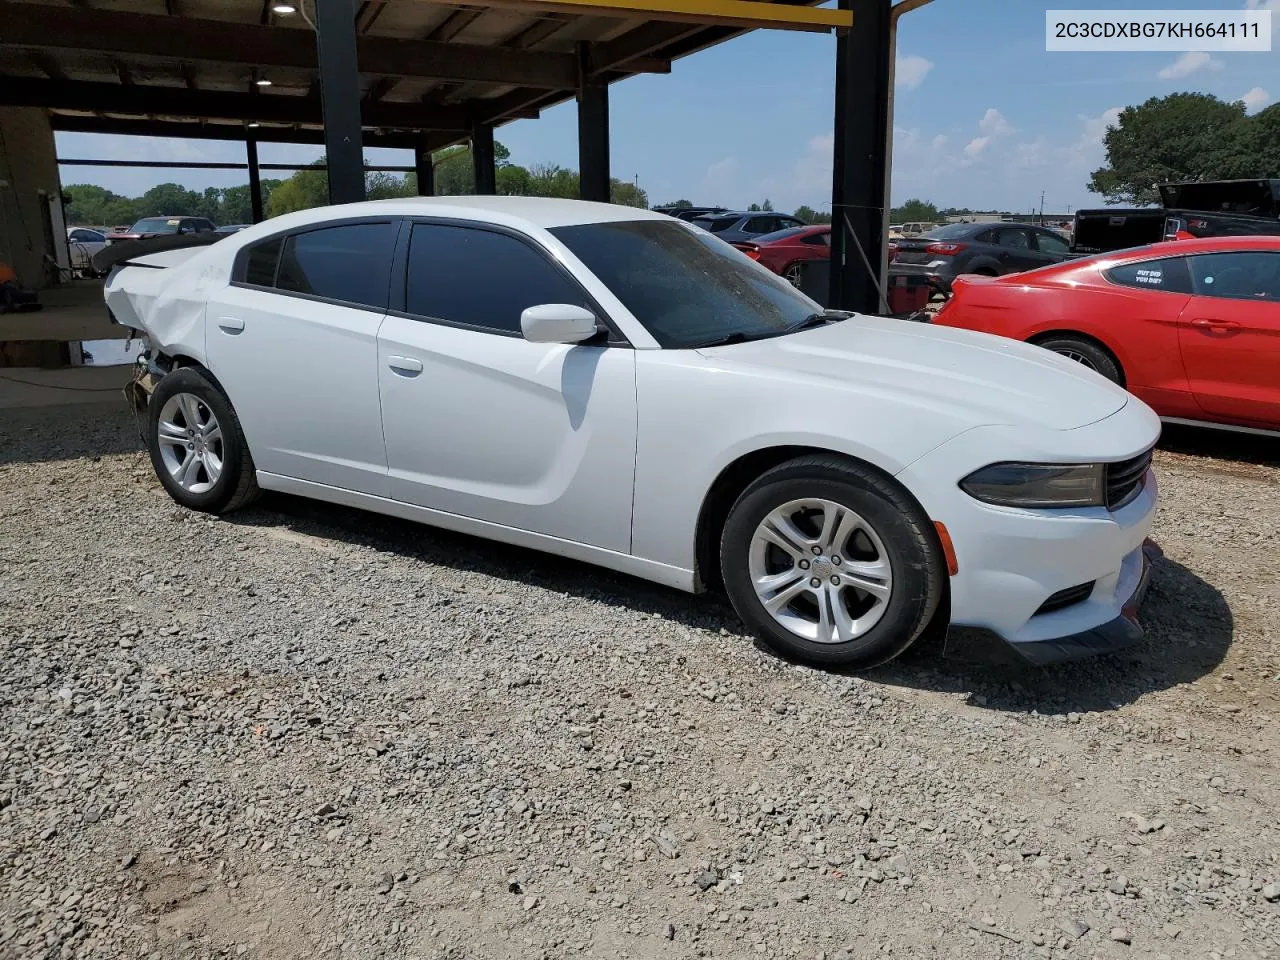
left=105, top=197, right=1160, bottom=669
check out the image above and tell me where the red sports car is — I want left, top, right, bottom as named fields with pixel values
left=932, top=236, right=1280, bottom=433
left=735, top=225, right=830, bottom=286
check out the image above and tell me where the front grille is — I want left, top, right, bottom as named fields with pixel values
left=1035, top=581, right=1096, bottom=616
left=1106, top=448, right=1154, bottom=510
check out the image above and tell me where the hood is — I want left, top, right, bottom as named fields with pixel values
left=697, top=316, right=1129, bottom=431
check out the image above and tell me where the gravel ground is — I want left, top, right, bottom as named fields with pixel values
left=2, top=399, right=1278, bottom=960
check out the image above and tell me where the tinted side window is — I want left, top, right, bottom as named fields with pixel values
left=995, top=228, right=1031, bottom=249
left=706, top=218, right=738, bottom=234
left=405, top=223, right=589, bottom=334
left=276, top=223, right=396, bottom=309
left=1106, top=256, right=1192, bottom=294
left=745, top=217, right=773, bottom=233
left=1187, top=251, right=1280, bottom=301
left=1036, top=231, right=1070, bottom=254
left=243, top=237, right=282, bottom=287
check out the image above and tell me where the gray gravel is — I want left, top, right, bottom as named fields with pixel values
left=2, top=401, right=1278, bottom=960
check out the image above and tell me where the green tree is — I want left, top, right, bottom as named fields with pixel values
left=266, top=161, right=329, bottom=216
left=762, top=199, right=774, bottom=212
left=891, top=198, right=942, bottom=223
left=747, top=202, right=761, bottom=212
left=609, top=179, right=648, bottom=208
left=366, top=171, right=416, bottom=200
left=138, top=182, right=202, bottom=217
left=1088, top=93, right=1254, bottom=205
left=794, top=205, right=816, bottom=223
left=660, top=199, right=694, bottom=209
left=63, top=184, right=137, bottom=227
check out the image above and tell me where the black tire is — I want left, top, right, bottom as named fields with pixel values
left=146, top=366, right=261, bottom=514
left=1035, top=336, right=1122, bottom=384
left=719, top=455, right=945, bottom=670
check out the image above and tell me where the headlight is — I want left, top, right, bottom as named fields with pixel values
left=959, top=462, right=1104, bottom=508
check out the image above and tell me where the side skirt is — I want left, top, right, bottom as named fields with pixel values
left=1160, top=417, right=1280, bottom=439
left=256, top=472, right=699, bottom=594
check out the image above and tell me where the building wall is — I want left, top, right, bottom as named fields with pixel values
left=0, top=107, right=62, bottom=289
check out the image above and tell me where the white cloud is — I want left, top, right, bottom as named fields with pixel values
left=894, top=126, right=922, bottom=153
left=931, top=134, right=948, bottom=151
left=895, top=55, right=934, bottom=91
left=1080, top=106, right=1123, bottom=143
left=978, top=108, right=1015, bottom=136
left=1241, top=86, right=1272, bottom=113
left=963, top=137, right=990, bottom=160
left=1157, top=51, right=1223, bottom=80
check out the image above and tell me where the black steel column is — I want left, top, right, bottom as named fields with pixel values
left=829, top=0, right=892, bottom=314
left=246, top=134, right=264, bottom=223
left=576, top=43, right=610, bottom=202
left=414, top=141, right=435, bottom=196
left=314, top=0, right=366, bottom=205
left=472, top=124, right=496, bottom=195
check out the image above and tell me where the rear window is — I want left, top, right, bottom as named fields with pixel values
left=699, top=217, right=739, bottom=234
left=923, top=223, right=975, bottom=240
left=1105, top=256, right=1191, bottom=293
left=754, top=227, right=811, bottom=244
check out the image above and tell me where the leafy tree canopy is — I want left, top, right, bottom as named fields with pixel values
left=1088, top=92, right=1278, bottom=205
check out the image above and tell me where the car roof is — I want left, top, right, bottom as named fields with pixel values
left=288, top=196, right=673, bottom=232
left=1111, top=235, right=1280, bottom=257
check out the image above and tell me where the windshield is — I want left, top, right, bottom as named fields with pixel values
left=922, top=223, right=976, bottom=240
left=550, top=220, right=818, bottom=348
left=130, top=217, right=181, bottom=234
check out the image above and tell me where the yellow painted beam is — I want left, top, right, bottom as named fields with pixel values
left=415, top=0, right=853, bottom=33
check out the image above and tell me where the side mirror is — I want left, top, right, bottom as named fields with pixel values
left=520, top=303, right=599, bottom=344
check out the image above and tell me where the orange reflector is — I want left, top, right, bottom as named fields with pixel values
left=934, top=521, right=959, bottom=576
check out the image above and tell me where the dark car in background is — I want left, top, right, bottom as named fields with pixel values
left=653, top=205, right=729, bottom=222
left=108, top=216, right=217, bottom=243
left=889, top=221, right=1075, bottom=293
left=690, top=211, right=810, bottom=245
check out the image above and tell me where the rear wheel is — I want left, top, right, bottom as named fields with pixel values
left=1035, top=336, right=1122, bottom=384
left=784, top=262, right=805, bottom=287
left=147, top=366, right=260, bottom=513
left=720, top=456, right=945, bottom=669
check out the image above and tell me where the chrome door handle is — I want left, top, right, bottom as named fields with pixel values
left=387, top=355, right=423, bottom=375
left=216, top=317, right=245, bottom=334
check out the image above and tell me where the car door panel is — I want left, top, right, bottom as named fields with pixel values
left=378, top=319, right=636, bottom=552
left=1177, top=251, right=1280, bottom=425
left=1178, top=297, right=1280, bottom=423
left=204, top=285, right=390, bottom=495
left=377, top=220, right=637, bottom=552
left=203, top=220, right=398, bottom=495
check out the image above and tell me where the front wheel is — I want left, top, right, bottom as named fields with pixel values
left=146, top=366, right=261, bottom=513
left=720, top=456, right=945, bottom=669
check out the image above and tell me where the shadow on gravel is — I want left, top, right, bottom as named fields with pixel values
left=229, top=494, right=1232, bottom=716
left=1159, top=422, right=1280, bottom=469
left=872, top=554, right=1233, bottom=715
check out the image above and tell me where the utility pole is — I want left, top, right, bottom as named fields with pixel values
left=1039, top=190, right=1045, bottom=224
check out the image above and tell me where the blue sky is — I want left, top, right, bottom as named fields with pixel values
left=56, top=0, right=1280, bottom=215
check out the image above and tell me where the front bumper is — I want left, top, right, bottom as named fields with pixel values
left=1008, top=538, right=1160, bottom=665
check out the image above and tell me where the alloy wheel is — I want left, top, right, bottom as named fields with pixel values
left=156, top=392, right=223, bottom=494
left=748, top=498, right=893, bottom=644
left=1055, top=348, right=1099, bottom=371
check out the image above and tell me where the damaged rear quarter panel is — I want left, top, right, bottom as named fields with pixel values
left=104, top=250, right=227, bottom=365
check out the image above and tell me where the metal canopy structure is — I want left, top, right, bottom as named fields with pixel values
left=0, top=0, right=896, bottom=314
left=0, top=0, right=847, bottom=151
